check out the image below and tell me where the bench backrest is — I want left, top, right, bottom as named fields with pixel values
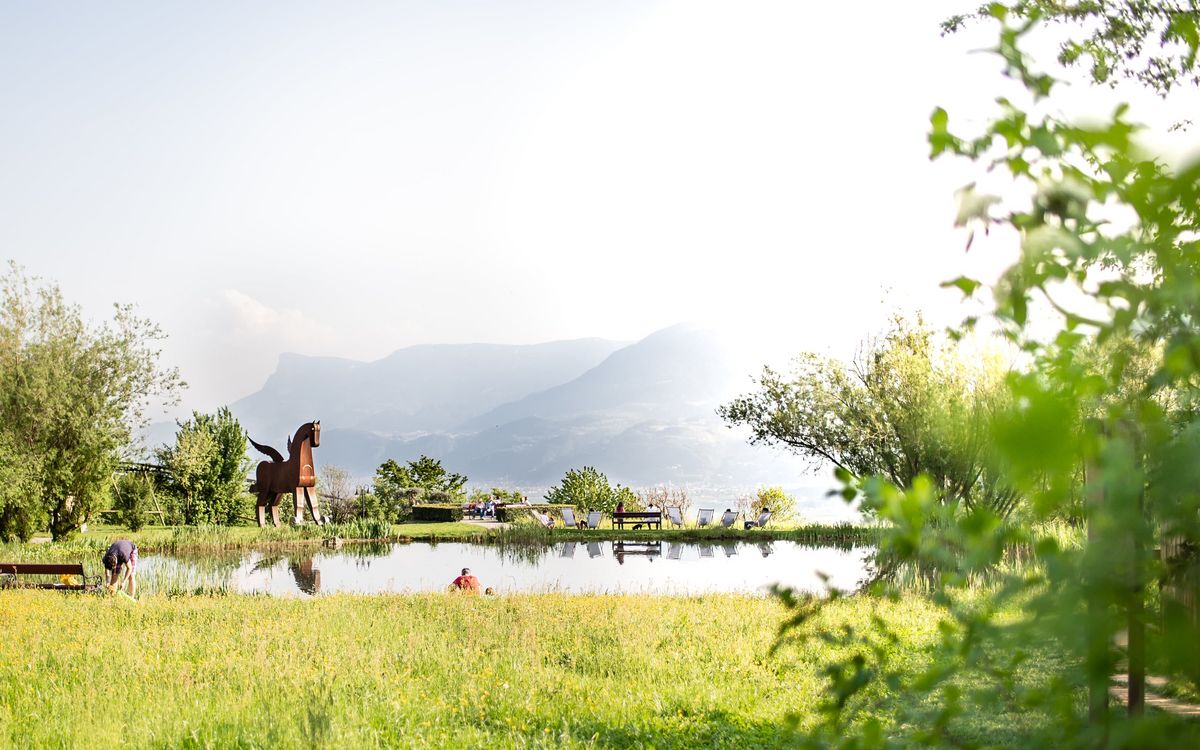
left=0, top=563, right=85, bottom=576
left=696, top=508, right=715, bottom=526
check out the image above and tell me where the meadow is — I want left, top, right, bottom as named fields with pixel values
left=0, top=589, right=1048, bottom=750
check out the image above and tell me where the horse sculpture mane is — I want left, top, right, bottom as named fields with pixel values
left=248, top=420, right=324, bottom=527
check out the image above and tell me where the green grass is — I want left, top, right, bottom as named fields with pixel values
left=0, top=590, right=949, bottom=749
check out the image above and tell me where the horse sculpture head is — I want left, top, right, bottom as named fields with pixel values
left=310, top=419, right=321, bottom=447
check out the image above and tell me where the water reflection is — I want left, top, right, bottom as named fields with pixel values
left=136, top=540, right=873, bottom=597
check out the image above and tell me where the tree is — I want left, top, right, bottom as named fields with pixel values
left=112, top=472, right=154, bottom=532
left=720, top=317, right=1021, bottom=516
left=544, top=466, right=636, bottom=514
left=0, top=264, right=181, bottom=541
left=318, top=465, right=357, bottom=523
left=944, top=1, right=1200, bottom=95
left=373, top=455, right=468, bottom=522
left=0, top=432, right=39, bottom=542
left=751, top=486, right=798, bottom=523
left=157, top=407, right=251, bottom=525
left=780, top=7, right=1200, bottom=748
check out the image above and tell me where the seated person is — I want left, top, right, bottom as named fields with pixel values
left=745, top=507, right=771, bottom=530
left=451, top=567, right=481, bottom=593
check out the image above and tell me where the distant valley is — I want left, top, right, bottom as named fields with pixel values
left=150, top=324, right=827, bottom=508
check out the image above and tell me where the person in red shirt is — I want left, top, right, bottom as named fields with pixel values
left=451, top=567, right=480, bottom=593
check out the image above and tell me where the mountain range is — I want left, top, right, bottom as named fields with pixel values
left=200, top=324, right=808, bottom=489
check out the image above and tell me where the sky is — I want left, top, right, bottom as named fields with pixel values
left=2, top=1, right=1195, bottom=418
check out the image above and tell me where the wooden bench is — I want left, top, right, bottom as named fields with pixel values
left=612, top=511, right=662, bottom=530
left=0, top=563, right=101, bottom=591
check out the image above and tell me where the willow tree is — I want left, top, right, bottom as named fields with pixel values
left=720, top=317, right=1020, bottom=516
left=0, top=264, right=181, bottom=541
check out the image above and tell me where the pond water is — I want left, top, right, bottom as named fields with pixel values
left=139, top=541, right=875, bottom=597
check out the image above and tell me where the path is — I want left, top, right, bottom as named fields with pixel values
left=1110, top=673, right=1200, bottom=718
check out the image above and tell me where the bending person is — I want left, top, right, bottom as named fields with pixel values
left=102, top=539, right=138, bottom=597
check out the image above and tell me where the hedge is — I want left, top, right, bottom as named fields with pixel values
left=494, top=503, right=577, bottom=524
left=411, top=504, right=464, bottom=523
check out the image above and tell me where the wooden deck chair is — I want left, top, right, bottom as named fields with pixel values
left=585, top=511, right=602, bottom=529
left=561, top=507, right=579, bottom=528
left=746, top=510, right=772, bottom=529
left=696, top=508, right=715, bottom=527
left=533, top=510, right=554, bottom=529
left=666, top=506, right=684, bottom=528
left=719, top=510, right=738, bottom=528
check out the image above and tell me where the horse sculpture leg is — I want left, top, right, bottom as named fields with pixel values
left=294, top=489, right=305, bottom=526
left=256, top=492, right=271, bottom=528
left=302, top=486, right=324, bottom=526
left=270, top=494, right=282, bottom=527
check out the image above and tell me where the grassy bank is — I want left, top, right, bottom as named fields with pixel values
left=0, top=590, right=1014, bottom=749
left=2, top=522, right=878, bottom=563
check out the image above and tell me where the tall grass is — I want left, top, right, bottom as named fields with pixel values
left=0, top=591, right=952, bottom=749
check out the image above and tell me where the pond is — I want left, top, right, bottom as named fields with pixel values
left=139, top=541, right=875, bottom=597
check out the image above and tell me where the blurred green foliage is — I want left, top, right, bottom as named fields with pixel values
left=766, top=5, right=1200, bottom=748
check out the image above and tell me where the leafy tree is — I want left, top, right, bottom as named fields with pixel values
left=112, top=472, right=154, bottom=532
left=373, top=455, right=467, bottom=522
left=157, top=407, right=252, bottom=525
left=720, top=317, right=1021, bottom=517
left=944, top=1, right=1200, bottom=95
left=0, top=433, right=39, bottom=542
left=751, top=486, right=798, bottom=523
left=0, top=264, right=181, bottom=541
left=544, top=466, right=636, bottom=514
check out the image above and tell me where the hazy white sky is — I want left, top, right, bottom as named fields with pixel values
left=2, top=1, right=1193, bottom=415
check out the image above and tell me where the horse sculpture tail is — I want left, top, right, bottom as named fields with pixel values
left=248, top=435, right=285, bottom=464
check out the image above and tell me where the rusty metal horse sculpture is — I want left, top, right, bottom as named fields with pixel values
left=248, top=420, right=325, bottom=527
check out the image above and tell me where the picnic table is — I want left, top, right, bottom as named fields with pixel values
left=612, top=511, right=662, bottom=530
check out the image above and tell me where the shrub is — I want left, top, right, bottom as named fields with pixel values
left=544, top=466, right=635, bottom=515
left=494, top=504, right=576, bottom=524
left=411, top=504, right=464, bottom=523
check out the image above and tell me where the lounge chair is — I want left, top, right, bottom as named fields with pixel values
left=719, top=510, right=738, bottom=528
left=533, top=510, right=554, bottom=529
left=696, top=508, right=715, bottom=527
left=585, top=511, right=602, bottom=529
left=561, top=507, right=579, bottom=528
left=666, top=506, right=684, bottom=528
left=745, top=510, right=772, bottom=529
